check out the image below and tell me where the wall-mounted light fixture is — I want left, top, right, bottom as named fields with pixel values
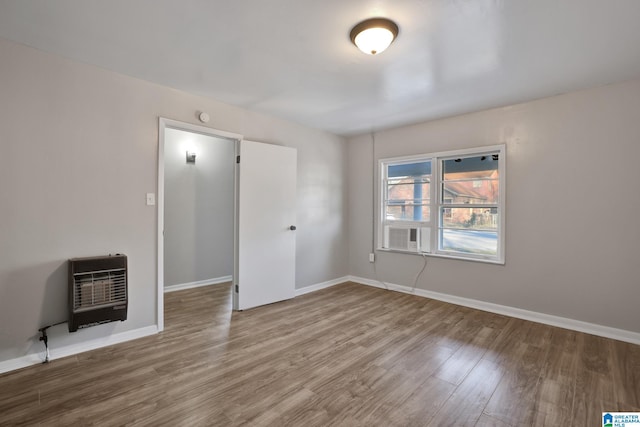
left=186, top=151, right=196, bottom=164
left=350, top=18, right=399, bottom=55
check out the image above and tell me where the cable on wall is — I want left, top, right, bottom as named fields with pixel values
left=38, top=321, right=67, bottom=363
left=374, top=252, right=429, bottom=293
left=410, top=253, right=428, bottom=293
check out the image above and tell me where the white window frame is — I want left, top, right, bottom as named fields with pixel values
left=378, top=144, right=505, bottom=264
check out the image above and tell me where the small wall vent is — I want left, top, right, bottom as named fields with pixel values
left=68, top=254, right=128, bottom=332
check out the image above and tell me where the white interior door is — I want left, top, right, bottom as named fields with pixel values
left=234, top=140, right=297, bottom=310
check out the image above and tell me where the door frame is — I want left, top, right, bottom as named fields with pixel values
left=157, top=117, right=242, bottom=331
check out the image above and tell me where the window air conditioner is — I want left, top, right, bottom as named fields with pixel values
left=385, top=226, right=420, bottom=252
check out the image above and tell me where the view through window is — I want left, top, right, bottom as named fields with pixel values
left=380, top=145, right=505, bottom=263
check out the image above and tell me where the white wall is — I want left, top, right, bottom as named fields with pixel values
left=347, top=77, right=640, bottom=334
left=164, top=129, right=234, bottom=287
left=0, top=38, right=348, bottom=366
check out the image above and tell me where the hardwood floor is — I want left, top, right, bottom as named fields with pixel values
left=1, top=282, right=638, bottom=426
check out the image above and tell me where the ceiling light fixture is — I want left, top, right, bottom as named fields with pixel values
left=350, top=17, right=399, bottom=55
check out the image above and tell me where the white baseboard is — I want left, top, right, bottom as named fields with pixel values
left=0, top=352, right=43, bottom=374
left=0, top=325, right=158, bottom=375
left=6, top=274, right=635, bottom=375
left=49, top=326, right=159, bottom=360
left=1, top=276, right=332, bottom=375
left=348, top=275, right=640, bottom=346
left=164, top=276, right=232, bottom=293
left=295, top=276, right=349, bottom=296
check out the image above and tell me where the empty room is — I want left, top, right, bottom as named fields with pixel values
left=0, top=1, right=639, bottom=426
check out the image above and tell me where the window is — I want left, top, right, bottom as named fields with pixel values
left=379, top=145, right=505, bottom=264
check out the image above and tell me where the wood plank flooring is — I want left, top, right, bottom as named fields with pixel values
left=1, top=282, right=638, bottom=426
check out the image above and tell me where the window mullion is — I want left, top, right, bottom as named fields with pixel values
left=431, top=157, right=440, bottom=255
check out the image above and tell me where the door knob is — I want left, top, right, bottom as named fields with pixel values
left=289, top=225, right=297, bottom=231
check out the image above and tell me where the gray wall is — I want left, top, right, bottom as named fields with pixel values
left=164, top=128, right=234, bottom=287
left=0, top=38, right=348, bottom=366
left=347, top=78, right=640, bottom=334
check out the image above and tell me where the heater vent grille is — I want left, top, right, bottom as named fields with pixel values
left=73, top=269, right=127, bottom=312
left=68, top=254, right=128, bottom=332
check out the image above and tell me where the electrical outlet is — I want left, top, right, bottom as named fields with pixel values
left=369, top=253, right=375, bottom=263
left=146, top=193, right=156, bottom=206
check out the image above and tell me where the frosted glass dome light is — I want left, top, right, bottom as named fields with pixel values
left=350, top=18, right=399, bottom=55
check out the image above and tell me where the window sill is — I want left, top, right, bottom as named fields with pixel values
left=376, top=247, right=505, bottom=265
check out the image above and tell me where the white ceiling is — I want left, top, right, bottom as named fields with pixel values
left=1, top=0, right=640, bottom=136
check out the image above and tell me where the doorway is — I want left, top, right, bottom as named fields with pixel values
left=158, top=119, right=298, bottom=330
left=157, top=118, right=241, bottom=331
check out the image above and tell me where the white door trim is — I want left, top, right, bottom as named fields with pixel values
left=157, top=117, right=242, bottom=331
